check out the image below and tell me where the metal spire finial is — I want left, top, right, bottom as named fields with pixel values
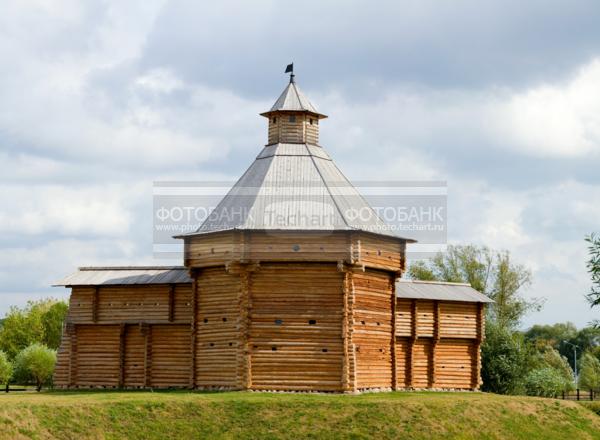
left=285, top=63, right=295, bottom=83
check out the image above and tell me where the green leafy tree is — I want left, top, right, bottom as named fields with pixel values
left=0, top=299, right=68, bottom=359
left=409, top=245, right=541, bottom=328
left=481, top=322, right=529, bottom=394
left=14, top=344, right=56, bottom=391
left=527, top=346, right=575, bottom=392
left=586, top=233, right=600, bottom=308
left=0, top=350, right=12, bottom=389
left=524, top=322, right=578, bottom=350
left=40, top=301, right=69, bottom=349
left=579, top=352, right=600, bottom=391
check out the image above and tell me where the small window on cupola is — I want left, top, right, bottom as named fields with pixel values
left=272, top=117, right=277, bottom=123
left=289, top=115, right=296, bottom=123
left=309, top=118, right=313, bottom=125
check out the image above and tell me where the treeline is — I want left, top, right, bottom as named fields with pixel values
left=410, top=244, right=600, bottom=397
left=0, top=299, right=68, bottom=391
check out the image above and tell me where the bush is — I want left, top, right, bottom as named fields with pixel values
left=14, top=344, right=56, bottom=391
left=0, top=350, right=12, bottom=387
left=481, top=322, right=529, bottom=394
left=524, top=367, right=568, bottom=397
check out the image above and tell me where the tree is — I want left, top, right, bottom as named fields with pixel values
left=14, top=344, right=56, bottom=391
left=524, top=322, right=578, bottom=350
left=0, top=350, right=12, bottom=389
left=40, top=301, right=69, bottom=349
left=579, top=352, right=600, bottom=391
left=409, top=245, right=541, bottom=328
left=0, top=299, right=68, bottom=359
left=481, top=322, right=529, bottom=394
left=586, top=233, right=600, bottom=308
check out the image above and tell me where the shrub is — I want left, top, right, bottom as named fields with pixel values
left=0, top=350, right=12, bottom=387
left=524, top=367, right=569, bottom=397
left=481, top=322, right=529, bottom=394
left=14, top=344, right=56, bottom=391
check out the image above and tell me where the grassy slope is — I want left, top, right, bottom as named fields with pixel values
left=0, top=391, right=599, bottom=440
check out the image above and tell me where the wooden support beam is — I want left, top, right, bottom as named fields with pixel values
left=92, top=286, right=99, bottom=323
left=118, top=323, right=126, bottom=388
left=431, top=300, right=440, bottom=388
left=189, top=271, right=198, bottom=389
left=472, top=302, right=485, bottom=389
left=141, top=323, right=151, bottom=388
left=67, top=322, right=76, bottom=388
left=408, top=299, right=418, bottom=388
left=239, top=267, right=252, bottom=389
left=390, top=276, right=397, bottom=391
left=341, top=270, right=351, bottom=391
left=168, top=284, right=175, bottom=322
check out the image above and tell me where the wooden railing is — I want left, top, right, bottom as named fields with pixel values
left=560, top=389, right=597, bottom=401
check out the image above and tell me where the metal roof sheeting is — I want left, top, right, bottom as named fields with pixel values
left=185, top=143, right=413, bottom=241
left=266, top=82, right=325, bottom=116
left=396, top=280, right=493, bottom=303
left=54, top=267, right=192, bottom=286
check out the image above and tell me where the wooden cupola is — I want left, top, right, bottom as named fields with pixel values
left=260, top=74, right=327, bottom=145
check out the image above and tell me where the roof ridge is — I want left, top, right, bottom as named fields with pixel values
left=398, top=279, right=473, bottom=287
left=306, top=147, right=351, bottom=228
left=77, top=266, right=187, bottom=271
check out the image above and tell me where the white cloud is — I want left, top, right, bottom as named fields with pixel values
left=491, top=59, right=600, bottom=157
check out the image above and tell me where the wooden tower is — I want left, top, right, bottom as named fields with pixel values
left=53, top=72, right=490, bottom=392
left=179, top=75, right=413, bottom=392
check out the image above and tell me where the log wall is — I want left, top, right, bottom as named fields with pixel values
left=194, top=267, right=240, bottom=388
left=249, top=263, right=344, bottom=391
left=394, top=299, right=484, bottom=390
left=353, top=269, right=394, bottom=389
left=267, top=113, right=319, bottom=145
left=54, top=232, right=485, bottom=392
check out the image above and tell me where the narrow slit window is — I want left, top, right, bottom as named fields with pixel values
left=308, top=319, right=317, bottom=325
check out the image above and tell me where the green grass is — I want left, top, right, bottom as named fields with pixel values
left=0, top=390, right=599, bottom=439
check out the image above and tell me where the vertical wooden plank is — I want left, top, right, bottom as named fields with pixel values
left=472, top=302, right=485, bottom=389
left=168, top=284, right=175, bottom=322
left=67, top=323, right=76, bottom=388
left=92, top=287, right=99, bottom=323
left=142, top=323, right=152, bottom=388
left=431, top=300, right=440, bottom=388
left=390, top=275, right=397, bottom=391
left=239, top=267, right=252, bottom=389
left=118, top=323, right=126, bottom=388
left=341, top=269, right=351, bottom=391
left=190, top=270, right=198, bottom=388
left=408, top=299, right=418, bottom=388
left=347, top=270, right=358, bottom=391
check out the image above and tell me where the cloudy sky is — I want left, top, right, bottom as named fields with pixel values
left=1, top=0, right=599, bottom=328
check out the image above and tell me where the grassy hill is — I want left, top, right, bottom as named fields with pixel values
left=0, top=391, right=599, bottom=439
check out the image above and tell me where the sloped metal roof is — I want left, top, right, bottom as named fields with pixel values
left=54, top=266, right=192, bottom=286
left=396, top=280, right=493, bottom=303
left=262, top=81, right=326, bottom=117
left=182, top=143, right=414, bottom=241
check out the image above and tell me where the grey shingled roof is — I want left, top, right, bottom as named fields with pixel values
left=263, top=81, right=326, bottom=117
left=182, top=143, right=414, bottom=241
left=396, top=280, right=493, bottom=303
left=54, top=267, right=192, bottom=286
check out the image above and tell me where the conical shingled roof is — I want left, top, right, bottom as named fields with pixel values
left=261, top=81, right=327, bottom=118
